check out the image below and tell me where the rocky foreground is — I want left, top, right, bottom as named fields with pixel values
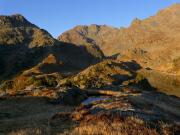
left=0, top=56, right=179, bottom=135
left=0, top=59, right=180, bottom=135
left=0, top=84, right=180, bottom=135
left=0, top=60, right=179, bottom=135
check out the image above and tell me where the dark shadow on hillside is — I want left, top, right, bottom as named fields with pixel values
left=112, top=74, right=132, bottom=85
left=120, top=60, right=142, bottom=72
left=110, top=60, right=157, bottom=91
left=131, top=78, right=157, bottom=91
left=0, top=42, right=103, bottom=82
left=0, top=96, right=76, bottom=134
left=112, top=60, right=142, bottom=77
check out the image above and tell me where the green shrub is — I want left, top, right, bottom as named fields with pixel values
left=28, top=76, right=43, bottom=87
left=44, top=76, right=57, bottom=87
left=28, top=75, right=36, bottom=84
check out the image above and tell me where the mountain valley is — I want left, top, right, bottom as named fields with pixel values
left=0, top=4, right=180, bottom=135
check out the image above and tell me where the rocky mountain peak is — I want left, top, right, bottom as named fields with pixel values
left=0, top=14, right=57, bottom=47
left=164, top=3, right=180, bottom=12
left=131, top=18, right=142, bottom=26
left=156, top=3, right=180, bottom=17
left=0, top=14, right=36, bottom=28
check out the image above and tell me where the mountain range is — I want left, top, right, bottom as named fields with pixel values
left=0, top=14, right=104, bottom=82
left=0, top=4, right=180, bottom=95
left=0, top=4, right=180, bottom=135
left=59, top=4, right=180, bottom=74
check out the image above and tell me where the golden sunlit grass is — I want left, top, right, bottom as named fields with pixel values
left=8, top=127, right=50, bottom=135
left=6, top=119, right=179, bottom=135
left=67, top=116, right=179, bottom=135
left=8, top=117, right=174, bottom=135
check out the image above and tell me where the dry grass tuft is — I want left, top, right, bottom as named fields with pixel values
left=8, top=127, right=50, bottom=135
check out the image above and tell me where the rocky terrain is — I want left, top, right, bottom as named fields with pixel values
left=0, top=4, right=180, bottom=135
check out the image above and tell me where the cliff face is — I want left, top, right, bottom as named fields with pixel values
left=58, top=4, right=180, bottom=73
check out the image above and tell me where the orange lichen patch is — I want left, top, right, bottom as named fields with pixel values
left=7, top=87, right=58, bottom=99
left=71, top=109, right=90, bottom=121
left=30, top=89, right=57, bottom=98
left=121, top=87, right=139, bottom=93
left=6, top=76, right=30, bottom=92
left=42, top=54, right=58, bottom=64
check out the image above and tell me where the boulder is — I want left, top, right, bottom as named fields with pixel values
left=58, top=88, right=88, bottom=105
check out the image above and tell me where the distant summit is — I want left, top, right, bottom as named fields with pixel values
left=0, top=14, right=57, bottom=47
left=58, top=24, right=118, bottom=51
left=0, top=14, right=36, bottom=27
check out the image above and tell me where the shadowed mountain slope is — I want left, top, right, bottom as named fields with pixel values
left=0, top=15, right=104, bottom=82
